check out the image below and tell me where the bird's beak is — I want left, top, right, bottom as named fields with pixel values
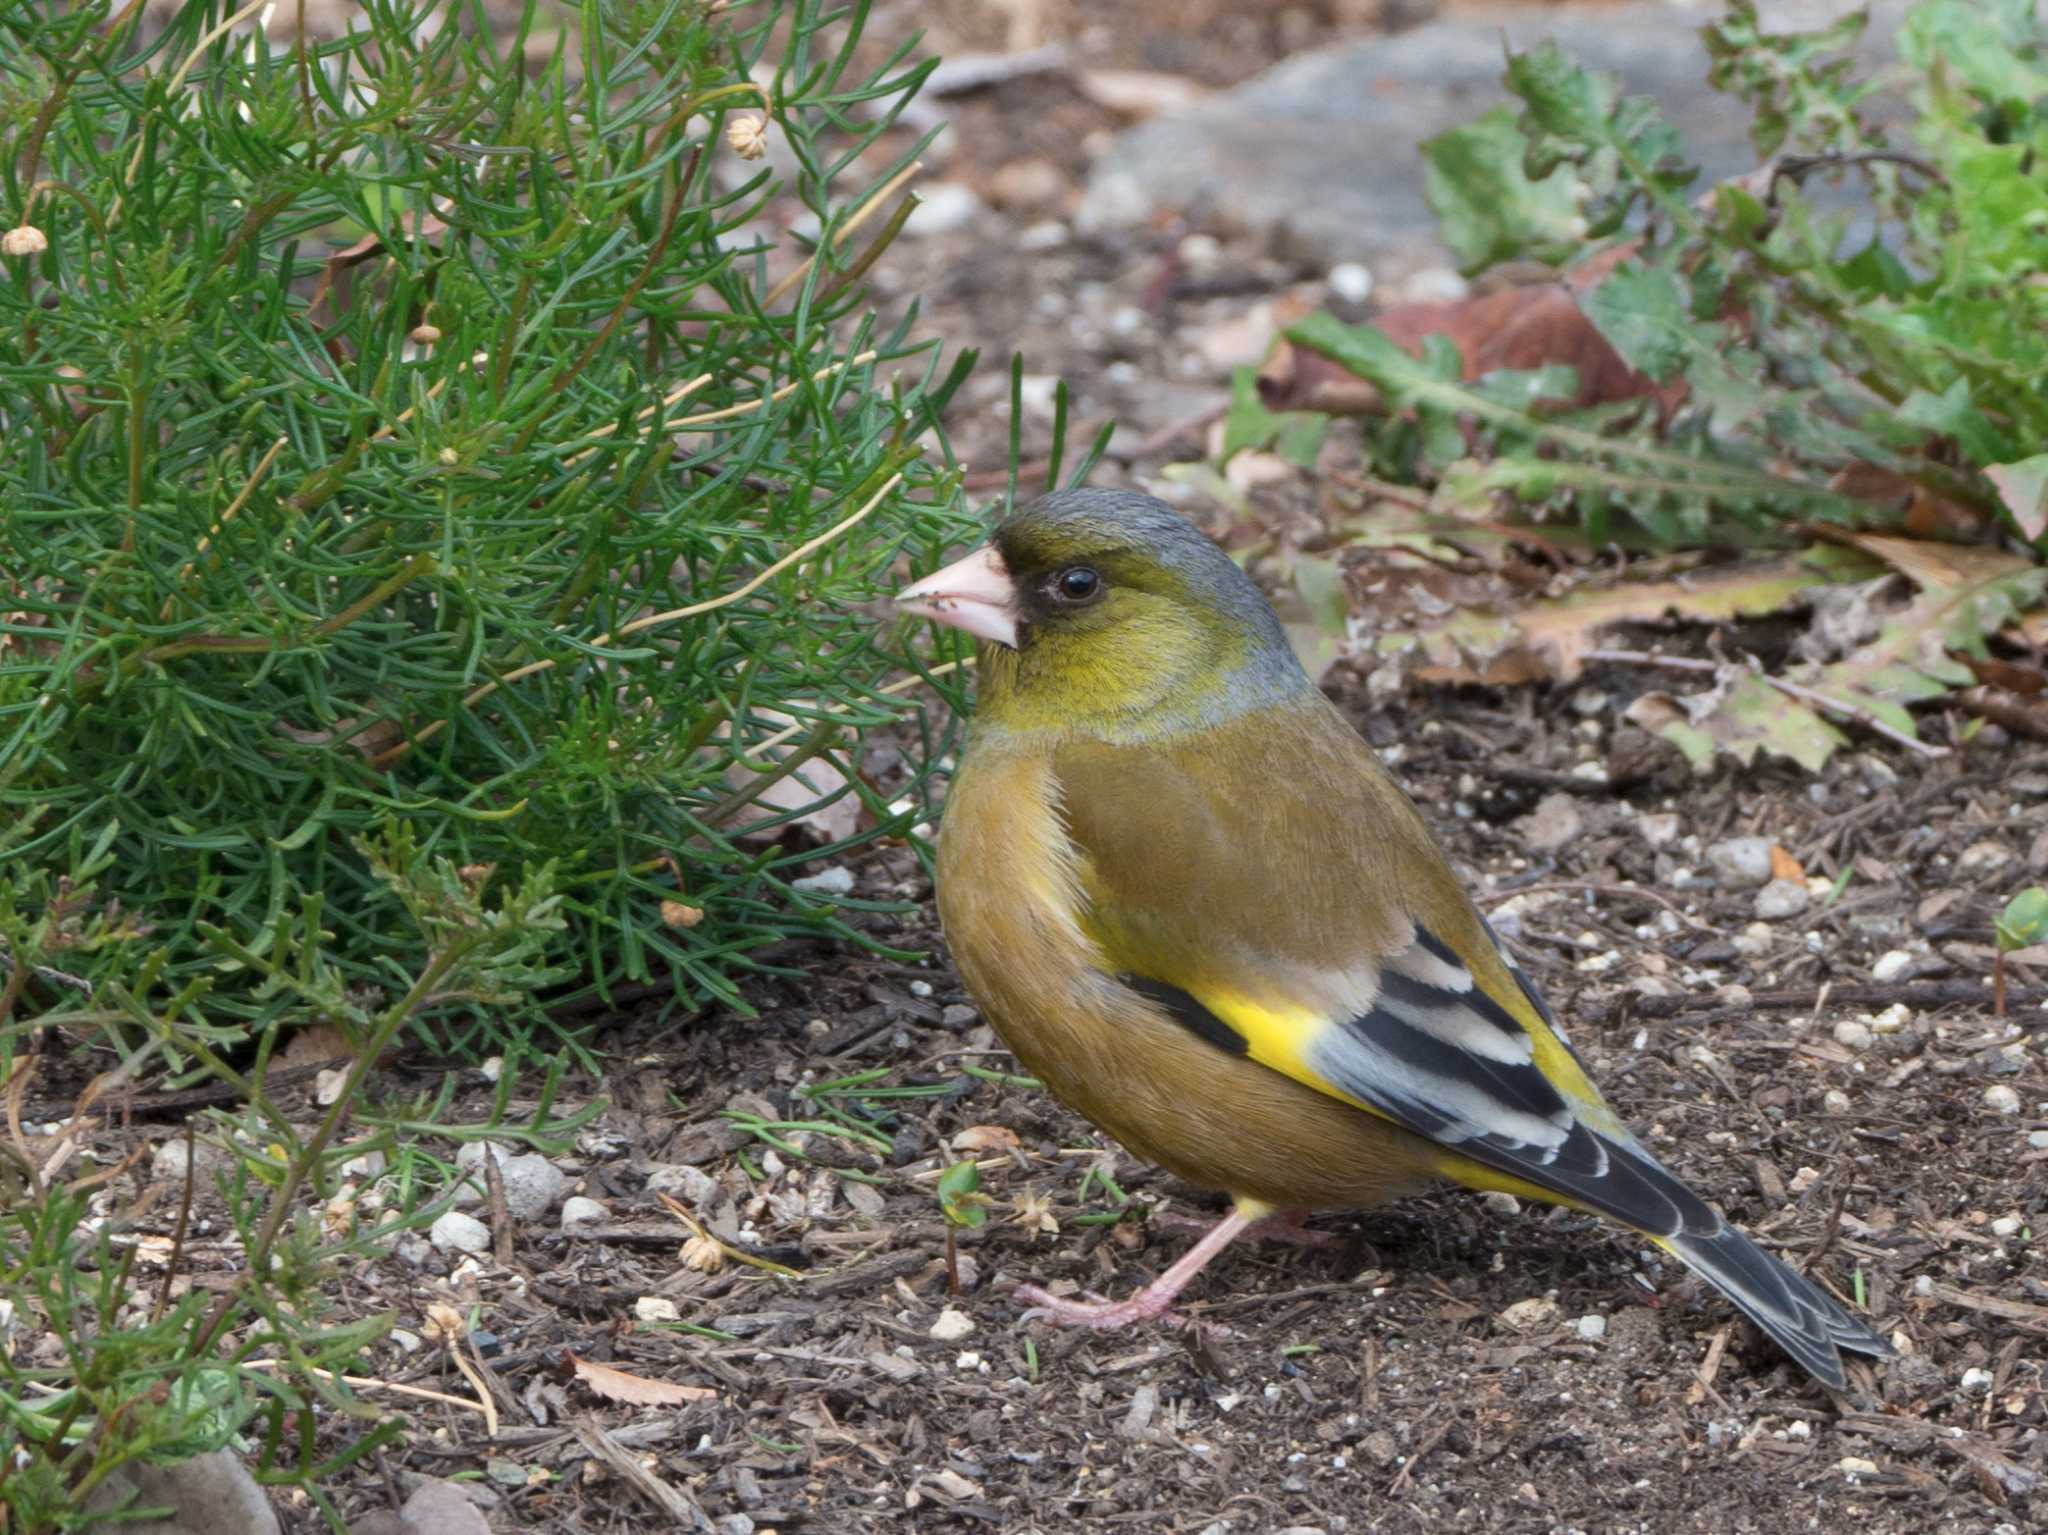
left=895, top=545, right=1021, bottom=649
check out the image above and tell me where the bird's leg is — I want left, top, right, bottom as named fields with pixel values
left=1151, top=1205, right=1338, bottom=1250
left=1014, top=1207, right=1256, bottom=1329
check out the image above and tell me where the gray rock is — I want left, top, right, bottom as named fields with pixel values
left=904, top=182, right=985, bottom=238
left=429, top=1210, right=491, bottom=1255
left=451, top=1142, right=564, bottom=1219
left=560, top=1195, right=608, bottom=1227
left=352, top=1478, right=493, bottom=1535
left=1514, top=791, right=1583, bottom=854
left=1707, top=836, right=1776, bottom=889
left=1078, top=1, right=1906, bottom=269
left=83, top=1450, right=279, bottom=1535
left=645, top=1162, right=720, bottom=1207
left=495, top=1153, right=568, bottom=1221
left=1753, top=879, right=1811, bottom=921
left=151, top=1136, right=234, bottom=1187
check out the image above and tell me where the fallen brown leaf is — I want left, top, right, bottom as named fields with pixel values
left=1769, top=844, right=1805, bottom=882
left=564, top=1351, right=717, bottom=1407
left=1957, top=654, right=2047, bottom=696
left=1408, top=553, right=1829, bottom=685
left=949, top=1124, right=1022, bottom=1154
left=1260, top=246, right=1681, bottom=421
left=272, top=1024, right=354, bottom=1076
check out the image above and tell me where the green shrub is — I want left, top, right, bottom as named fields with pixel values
left=1, top=0, right=976, bottom=1057
left=0, top=0, right=972, bottom=1522
left=1270, top=0, right=2048, bottom=552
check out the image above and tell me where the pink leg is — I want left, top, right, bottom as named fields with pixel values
left=1014, top=1208, right=1256, bottom=1329
left=1152, top=1206, right=1337, bottom=1250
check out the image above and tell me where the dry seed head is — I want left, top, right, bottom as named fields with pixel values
left=726, top=111, right=770, bottom=161
left=2, top=225, right=48, bottom=257
left=679, top=1233, right=725, bottom=1272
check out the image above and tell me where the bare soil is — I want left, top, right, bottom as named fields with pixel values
left=287, top=673, right=2048, bottom=1535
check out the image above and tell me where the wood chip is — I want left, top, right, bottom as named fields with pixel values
left=1922, top=1282, right=2048, bottom=1332
left=571, top=1418, right=714, bottom=1529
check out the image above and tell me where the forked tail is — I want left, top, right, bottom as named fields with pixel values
left=1663, top=1224, right=1891, bottom=1390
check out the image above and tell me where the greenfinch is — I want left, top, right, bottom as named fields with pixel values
left=896, top=488, right=1890, bottom=1389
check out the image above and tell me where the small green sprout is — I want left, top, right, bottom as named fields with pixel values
left=1993, top=886, right=2048, bottom=1019
left=937, top=1160, right=993, bottom=1295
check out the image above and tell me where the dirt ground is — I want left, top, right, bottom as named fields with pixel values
left=77, top=3, right=2048, bottom=1532
left=292, top=674, right=2048, bottom=1535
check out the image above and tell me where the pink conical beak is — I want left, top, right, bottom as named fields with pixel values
left=895, top=544, right=1021, bottom=649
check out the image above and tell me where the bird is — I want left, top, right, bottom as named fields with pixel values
left=894, top=487, right=1891, bottom=1390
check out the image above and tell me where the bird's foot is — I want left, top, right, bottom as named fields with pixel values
left=1012, top=1206, right=1262, bottom=1332
left=1012, top=1281, right=1192, bottom=1330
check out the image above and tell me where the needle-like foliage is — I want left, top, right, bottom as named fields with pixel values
left=0, top=0, right=979, bottom=1061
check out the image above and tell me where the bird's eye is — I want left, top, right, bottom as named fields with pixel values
left=1050, top=566, right=1102, bottom=604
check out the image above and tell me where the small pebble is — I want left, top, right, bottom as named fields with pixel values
left=1913, top=1275, right=1934, bottom=1297
left=634, top=1296, right=681, bottom=1323
left=1753, top=879, right=1810, bottom=920
left=1960, top=1367, right=1995, bottom=1395
left=1481, top=1192, right=1522, bottom=1217
left=429, top=1210, right=491, bottom=1255
left=645, top=1163, right=720, bottom=1207
left=2027, top=1131, right=2048, bottom=1150
left=1326, top=261, right=1373, bottom=305
left=1402, top=266, right=1468, bottom=304
left=1870, top=949, right=1914, bottom=982
left=1575, top=1314, right=1607, bottom=1341
left=1731, top=922, right=1774, bottom=957
left=1838, top=1456, right=1880, bottom=1477
left=1990, top=1216, right=2022, bottom=1238
left=905, top=181, right=984, bottom=236
left=1832, top=1020, right=1873, bottom=1052
left=1984, top=1084, right=2021, bottom=1115
left=1178, top=232, right=1223, bottom=269
left=1497, top=1296, right=1559, bottom=1332
left=1016, top=219, right=1068, bottom=252
left=1636, top=812, right=1681, bottom=848
left=792, top=865, right=855, bottom=897
left=495, top=1153, right=568, bottom=1220
left=1822, top=1089, right=1852, bottom=1113
left=1708, top=836, right=1776, bottom=889
left=560, top=1196, right=608, bottom=1228
left=929, top=1307, right=976, bottom=1342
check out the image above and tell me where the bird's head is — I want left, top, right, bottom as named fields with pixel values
left=895, top=489, right=1312, bottom=738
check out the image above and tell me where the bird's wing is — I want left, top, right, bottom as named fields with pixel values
left=1112, top=917, right=1721, bottom=1237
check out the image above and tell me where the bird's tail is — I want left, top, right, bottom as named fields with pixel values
left=1660, top=1223, right=1892, bottom=1390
